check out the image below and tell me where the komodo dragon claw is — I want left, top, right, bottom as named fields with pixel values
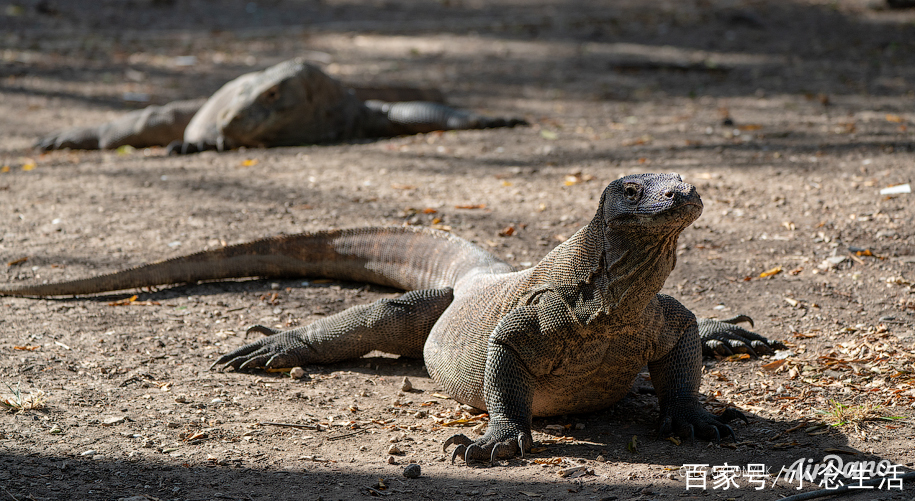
left=658, top=404, right=747, bottom=443
left=697, top=315, right=786, bottom=357
left=444, top=431, right=532, bottom=464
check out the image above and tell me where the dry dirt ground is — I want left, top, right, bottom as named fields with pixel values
left=2, top=1, right=915, bottom=500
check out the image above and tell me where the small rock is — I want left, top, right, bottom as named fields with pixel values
left=290, top=367, right=306, bottom=379
left=102, top=416, right=126, bottom=426
left=49, top=426, right=62, bottom=434
left=210, top=398, right=223, bottom=404
left=80, top=450, right=97, bottom=456
left=388, top=444, right=403, bottom=455
left=173, top=395, right=188, bottom=403
left=595, top=455, right=605, bottom=462
left=413, top=410, right=426, bottom=419
left=387, top=455, right=397, bottom=464
left=403, top=463, right=421, bottom=478
left=401, top=377, right=413, bottom=392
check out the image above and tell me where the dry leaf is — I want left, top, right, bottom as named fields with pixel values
left=885, top=114, right=904, bottom=123
left=240, top=159, right=258, bottom=167
left=7, top=256, right=27, bottom=266
left=762, top=359, right=787, bottom=371
left=13, top=345, right=40, bottom=351
left=759, top=266, right=782, bottom=278
left=455, top=204, right=486, bottom=210
left=498, top=226, right=515, bottom=237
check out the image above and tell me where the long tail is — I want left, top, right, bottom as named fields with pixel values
left=0, top=227, right=513, bottom=297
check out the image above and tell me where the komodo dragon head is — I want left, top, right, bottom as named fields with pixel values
left=600, top=172, right=702, bottom=234
left=216, top=58, right=360, bottom=148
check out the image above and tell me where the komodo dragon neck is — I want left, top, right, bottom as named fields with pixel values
left=533, top=203, right=683, bottom=321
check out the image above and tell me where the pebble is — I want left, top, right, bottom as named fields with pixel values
left=403, top=463, right=421, bottom=478
left=290, top=367, right=306, bottom=379
left=103, top=416, right=126, bottom=426
left=401, top=377, right=413, bottom=392
left=387, top=444, right=403, bottom=455
left=80, top=450, right=97, bottom=456
left=387, top=455, right=397, bottom=464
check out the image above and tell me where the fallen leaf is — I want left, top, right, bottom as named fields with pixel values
left=108, top=295, right=139, bottom=306
left=759, top=266, right=782, bottom=278
left=422, top=208, right=437, bottom=214
left=13, top=345, right=40, bottom=351
left=455, top=204, right=486, bottom=209
left=240, top=159, right=258, bottom=167
left=738, top=124, right=763, bottom=131
left=762, top=359, right=787, bottom=371
left=498, top=226, right=515, bottom=237
left=540, top=130, right=558, bottom=140
left=626, top=435, right=638, bottom=453
left=6, top=256, right=27, bottom=266
left=21, top=162, right=36, bottom=171
left=885, top=114, right=904, bottom=123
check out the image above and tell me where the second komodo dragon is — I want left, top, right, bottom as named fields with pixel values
left=36, top=57, right=526, bottom=154
left=0, top=173, right=782, bottom=463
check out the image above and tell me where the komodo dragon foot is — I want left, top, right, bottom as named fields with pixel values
left=697, top=315, right=787, bottom=357
left=658, top=402, right=748, bottom=443
left=443, top=423, right=533, bottom=465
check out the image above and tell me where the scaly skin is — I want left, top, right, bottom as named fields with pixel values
left=0, top=174, right=785, bottom=465
left=35, top=58, right=526, bottom=153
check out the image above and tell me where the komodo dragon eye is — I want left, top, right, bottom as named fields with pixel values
left=623, top=183, right=642, bottom=201
left=263, top=86, right=280, bottom=104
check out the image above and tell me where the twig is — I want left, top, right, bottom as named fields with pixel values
left=779, top=471, right=915, bottom=501
left=259, top=422, right=317, bottom=429
left=1, top=484, right=19, bottom=501
left=326, top=429, right=368, bottom=441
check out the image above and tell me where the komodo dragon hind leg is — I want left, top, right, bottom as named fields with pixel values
left=697, top=315, right=787, bottom=357
left=211, top=288, right=453, bottom=371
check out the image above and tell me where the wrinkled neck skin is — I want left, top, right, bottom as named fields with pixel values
left=544, top=211, right=684, bottom=320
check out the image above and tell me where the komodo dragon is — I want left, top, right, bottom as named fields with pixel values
left=36, top=57, right=526, bottom=154
left=0, top=173, right=782, bottom=463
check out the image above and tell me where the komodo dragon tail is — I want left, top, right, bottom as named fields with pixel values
left=0, top=227, right=514, bottom=297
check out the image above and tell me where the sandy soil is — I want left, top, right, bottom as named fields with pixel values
left=2, top=1, right=915, bottom=500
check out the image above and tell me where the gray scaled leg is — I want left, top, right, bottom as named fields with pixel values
left=211, top=288, right=453, bottom=370
left=445, top=296, right=570, bottom=464
left=697, top=315, right=786, bottom=357
left=650, top=296, right=746, bottom=442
